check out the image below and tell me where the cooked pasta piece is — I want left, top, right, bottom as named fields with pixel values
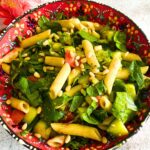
left=45, top=56, right=65, bottom=67
left=117, top=66, right=149, bottom=80
left=99, top=96, right=112, bottom=112
left=0, top=47, right=23, bottom=64
left=50, top=63, right=71, bottom=99
left=122, top=52, right=142, bottom=61
left=7, top=97, right=29, bottom=113
left=104, top=53, right=121, bottom=94
left=68, top=67, right=81, bottom=85
left=82, top=40, right=100, bottom=68
left=20, top=30, right=51, bottom=48
left=65, top=85, right=82, bottom=97
left=2, top=63, right=10, bottom=74
left=51, top=123, right=101, bottom=141
left=23, top=107, right=37, bottom=124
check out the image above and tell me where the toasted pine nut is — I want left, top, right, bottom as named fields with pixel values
left=34, top=72, right=40, bottom=78
left=65, top=85, right=71, bottom=92
left=6, top=100, right=11, bottom=105
left=80, top=64, right=84, bottom=69
left=91, top=96, right=98, bottom=102
left=39, top=52, right=45, bottom=57
left=37, top=107, right=42, bottom=114
left=81, top=58, right=87, bottom=63
left=102, top=136, right=108, bottom=144
left=89, top=72, right=95, bottom=77
left=76, top=56, right=80, bottom=60
left=22, top=123, right=27, bottom=130
left=24, top=57, right=30, bottom=61
left=58, top=90, right=63, bottom=97
left=34, top=133, right=41, bottom=138
left=75, top=60, right=79, bottom=66
left=22, top=53, right=28, bottom=57
left=65, top=135, right=71, bottom=143
left=94, top=45, right=102, bottom=51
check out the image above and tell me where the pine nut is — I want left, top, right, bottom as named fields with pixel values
left=89, top=72, right=95, bottom=77
left=65, top=85, right=71, bottom=92
left=43, top=66, right=47, bottom=72
left=75, top=60, right=79, bottom=66
left=58, top=90, right=63, bottom=97
left=103, top=65, right=107, bottom=69
left=65, top=135, right=71, bottom=143
left=36, top=27, right=41, bottom=33
left=80, top=64, right=84, bottom=69
left=34, top=133, right=41, bottom=138
left=92, top=67, right=99, bottom=73
left=37, top=107, right=42, bottom=114
left=24, top=57, right=30, bottom=61
left=39, top=52, right=45, bottom=57
left=91, top=97, right=98, bottom=102
left=94, top=45, right=102, bottom=51
left=22, top=53, right=28, bottom=57
left=43, top=40, right=49, bottom=46
left=22, top=123, right=27, bottom=130
left=76, top=56, right=80, bottom=60
left=6, top=100, right=11, bottom=105
left=34, top=72, right=40, bottom=78
left=81, top=58, right=87, bottom=63
left=102, top=136, right=108, bottom=144
left=102, top=69, right=109, bottom=75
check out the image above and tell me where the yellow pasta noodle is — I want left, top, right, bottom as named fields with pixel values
left=2, top=63, right=10, bottom=74
left=65, top=85, right=82, bottom=97
left=20, top=30, right=51, bottom=48
left=51, top=123, right=101, bottom=141
left=68, top=67, right=81, bottom=85
left=50, top=63, right=71, bottom=99
left=104, top=53, right=121, bottom=94
left=117, top=66, right=149, bottom=80
left=45, top=56, right=65, bottom=67
left=82, top=40, right=100, bottom=68
left=8, top=97, right=29, bottom=113
left=0, top=47, right=23, bottom=64
left=122, top=52, right=142, bottom=61
left=99, top=96, right=112, bottom=112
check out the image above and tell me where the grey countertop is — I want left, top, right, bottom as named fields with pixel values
left=0, top=0, right=150, bottom=150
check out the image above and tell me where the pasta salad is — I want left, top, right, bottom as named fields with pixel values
left=0, top=16, right=150, bottom=149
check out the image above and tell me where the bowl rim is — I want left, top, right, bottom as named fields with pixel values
left=0, top=0, right=150, bottom=150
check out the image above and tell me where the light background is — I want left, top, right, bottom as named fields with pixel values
left=0, top=0, right=150, bottom=150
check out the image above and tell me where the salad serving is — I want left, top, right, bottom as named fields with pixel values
left=0, top=16, right=150, bottom=149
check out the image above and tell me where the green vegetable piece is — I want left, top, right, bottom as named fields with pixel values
left=107, top=119, right=128, bottom=137
left=33, top=120, right=51, bottom=139
left=103, top=30, right=115, bottom=41
left=114, top=31, right=126, bottom=44
left=64, top=46, right=76, bottom=52
left=112, top=92, right=137, bottom=123
left=116, top=42, right=127, bottom=52
left=70, top=96, right=84, bottom=112
left=53, top=43, right=62, bottom=51
left=113, top=79, right=126, bottom=92
left=125, top=84, right=136, bottom=100
left=78, top=30, right=98, bottom=42
left=41, top=93, right=64, bottom=123
left=60, top=32, right=72, bottom=45
left=23, top=107, right=37, bottom=124
left=129, top=61, right=144, bottom=89
left=78, top=75, right=89, bottom=87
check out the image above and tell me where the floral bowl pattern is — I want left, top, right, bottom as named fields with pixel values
left=0, top=0, right=150, bottom=150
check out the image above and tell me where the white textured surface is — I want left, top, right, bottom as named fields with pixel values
left=0, top=0, right=150, bottom=150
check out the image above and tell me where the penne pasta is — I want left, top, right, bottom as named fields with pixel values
left=57, top=20, right=75, bottom=29
left=51, top=123, right=101, bottom=141
left=50, top=63, right=71, bottom=99
left=20, top=30, right=51, bottom=48
left=65, top=85, right=82, bottom=97
left=7, top=97, right=29, bottom=113
left=82, top=40, right=100, bottom=68
left=81, top=21, right=95, bottom=30
left=23, top=107, right=37, bottom=124
left=45, top=56, right=65, bottom=67
left=117, top=66, right=149, bottom=80
left=0, top=47, right=23, bottom=64
left=2, top=63, right=10, bottom=74
left=68, top=67, right=81, bottom=85
left=104, top=53, right=121, bottom=94
left=99, top=96, right=112, bottom=112
left=122, top=52, right=142, bottom=61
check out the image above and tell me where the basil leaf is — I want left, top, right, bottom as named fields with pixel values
left=112, top=92, right=137, bottom=123
left=70, top=96, right=84, bottom=112
left=78, top=30, right=98, bottom=42
left=129, top=61, right=144, bottom=89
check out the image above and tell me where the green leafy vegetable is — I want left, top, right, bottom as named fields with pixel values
left=70, top=96, right=84, bottom=112
left=86, top=81, right=105, bottom=96
left=78, top=30, right=98, bottom=42
left=129, top=61, right=144, bottom=89
left=112, top=92, right=137, bottom=123
left=112, top=79, right=126, bottom=92
left=41, top=93, right=64, bottom=123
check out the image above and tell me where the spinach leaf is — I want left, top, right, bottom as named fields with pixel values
left=92, top=109, right=108, bottom=123
left=86, top=81, right=105, bottom=96
left=41, top=93, right=64, bottom=123
left=81, top=101, right=99, bottom=125
left=38, top=16, right=62, bottom=33
left=112, top=92, right=137, bottom=123
left=65, top=137, right=89, bottom=150
left=78, top=30, right=98, bottom=42
left=129, top=61, right=144, bottom=89
left=112, top=79, right=126, bottom=92
left=70, top=96, right=84, bottom=112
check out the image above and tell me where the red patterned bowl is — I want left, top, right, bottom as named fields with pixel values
left=0, top=1, right=150, bottom=150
